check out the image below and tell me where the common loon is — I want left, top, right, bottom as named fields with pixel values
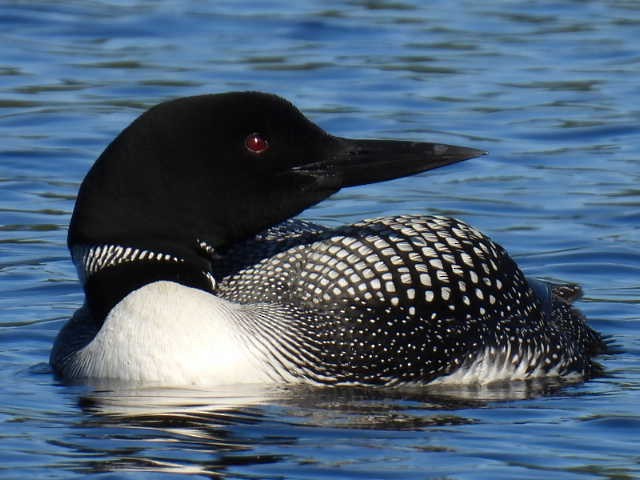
left=51, top=92, right=605, bottom=386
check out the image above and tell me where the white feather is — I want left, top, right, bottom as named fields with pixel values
left=68, top=281, right=274, bottom=385
left=430, top=345, right=565, bottom=385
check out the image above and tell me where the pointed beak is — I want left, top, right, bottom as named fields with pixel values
left=293, top=136, right=486, bottom=188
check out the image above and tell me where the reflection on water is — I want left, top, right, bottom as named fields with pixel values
left=57, top=375, right=604, bottom=477
left=78, top=380, right=559, bottom=418
left=67, top=380, right=565, bottom=476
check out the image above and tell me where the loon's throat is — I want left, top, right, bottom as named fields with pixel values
left=72, top=243, right=218, bottom=323
left=71, top=244, right=186, bottom=285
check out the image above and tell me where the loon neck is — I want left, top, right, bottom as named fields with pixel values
left=73, top=242, right=217, bottom=323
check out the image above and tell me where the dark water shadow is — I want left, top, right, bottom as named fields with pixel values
left=52, top=377, right=586, bottom=476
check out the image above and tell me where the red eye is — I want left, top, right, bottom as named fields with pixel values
left=245, top=133, right=269, bottom=154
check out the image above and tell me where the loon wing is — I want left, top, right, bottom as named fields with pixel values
left=526, top=276, right=584, bottom=324
left=216, top=214, right=532, bottom=314
left=526, top=277, right=554, bottom=321
left=214, top=215, right=543, bottom=384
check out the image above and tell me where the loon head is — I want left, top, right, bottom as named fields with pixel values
left=69, top=92, right=484, bottom=317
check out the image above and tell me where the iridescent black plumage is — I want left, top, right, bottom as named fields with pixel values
left=210, top=216, right=605, bottom=385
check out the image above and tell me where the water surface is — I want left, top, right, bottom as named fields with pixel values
left=1, top=1, right=639, bottom=478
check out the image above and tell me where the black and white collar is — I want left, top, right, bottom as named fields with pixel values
left=71, top=244, right=184, bottom=285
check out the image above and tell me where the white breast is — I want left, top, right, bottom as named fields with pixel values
left=70, top=281, right=275, bottom=385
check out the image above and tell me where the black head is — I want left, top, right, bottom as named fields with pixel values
left=70, top=92, right=483, bottom=257
left=69, top=91, right=484, bottom=318
left=70, top=92, right=340, bottom=256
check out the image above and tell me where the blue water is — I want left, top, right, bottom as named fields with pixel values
left=1, top=1, right=639, bottom=478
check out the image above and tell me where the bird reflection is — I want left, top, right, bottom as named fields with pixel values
left=60, top=377, right=581, bottom=477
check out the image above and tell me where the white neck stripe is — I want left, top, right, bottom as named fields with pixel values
left=71, top=244, right=184, bottom=285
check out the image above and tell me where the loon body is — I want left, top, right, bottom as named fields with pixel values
left=51, top=92, right=605, bottom=386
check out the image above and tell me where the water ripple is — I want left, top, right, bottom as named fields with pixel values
left=1, top=0, right=639, bottom=478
